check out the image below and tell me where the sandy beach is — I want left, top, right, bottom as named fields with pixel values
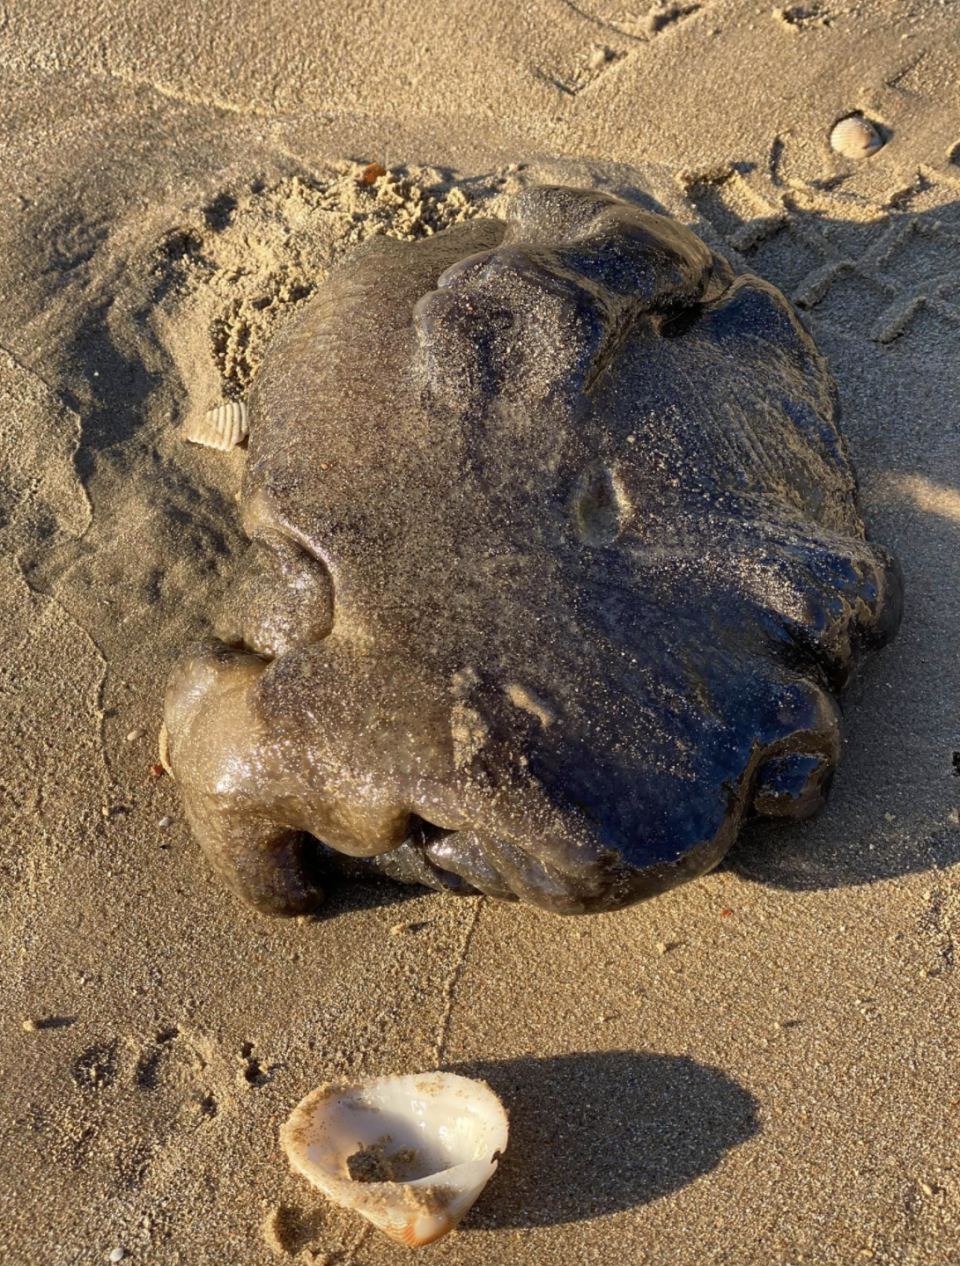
left=1, top=1, right=959, bottom=1262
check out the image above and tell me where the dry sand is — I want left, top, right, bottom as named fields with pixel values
left=2, top=1, right=960, bottom=1262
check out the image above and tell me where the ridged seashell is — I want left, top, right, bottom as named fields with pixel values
left=281, top=1072, right=509, bottom=1247
left=183, top=401, right=248, bottom=451
left=829, top=116, right=883, bottom=160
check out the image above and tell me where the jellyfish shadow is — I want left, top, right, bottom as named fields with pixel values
left=723, top=814, right=960, bottom=894
left=446, top=1050, right=759, bottom=1229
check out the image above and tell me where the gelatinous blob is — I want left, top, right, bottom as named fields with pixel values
left=214, top=535, right=335, bottom=659
left=571, top=463, right=631, bottom=545
left=165, top=185, right=901, bottom=916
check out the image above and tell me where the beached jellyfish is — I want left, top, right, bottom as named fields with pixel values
left=164, top=185, right=901, bottom=915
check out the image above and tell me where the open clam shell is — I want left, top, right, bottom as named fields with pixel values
left=281, top=1072, right=509, bottom=1247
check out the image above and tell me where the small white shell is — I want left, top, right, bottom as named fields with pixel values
left=183, top=401, right=248, bottom=451
left=281, top=1072, right=509, bottom=1248
left=830, top=116, right=883, bottom=160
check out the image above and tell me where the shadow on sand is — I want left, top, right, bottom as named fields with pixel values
left=447, top=1050, right=759, bottom=1229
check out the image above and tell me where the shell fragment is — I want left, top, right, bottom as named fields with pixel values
left=281, top=1072, right=509, bottom=1247
left=183, top=401, right=248, bottom=451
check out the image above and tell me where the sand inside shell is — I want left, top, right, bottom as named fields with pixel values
left=345, top=1138, right=421, bottom=1184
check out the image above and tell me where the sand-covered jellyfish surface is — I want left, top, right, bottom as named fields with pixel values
left=281, top=1072, right=509, bottom=1247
